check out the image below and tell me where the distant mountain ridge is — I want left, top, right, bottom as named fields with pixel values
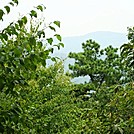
left=54, top=31, right=128, bottom=58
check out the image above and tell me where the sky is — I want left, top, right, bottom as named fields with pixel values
left=1, top=0, right=134, bottom=36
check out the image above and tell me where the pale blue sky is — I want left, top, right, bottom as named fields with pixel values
left=1, top=0, right=134, bottom=36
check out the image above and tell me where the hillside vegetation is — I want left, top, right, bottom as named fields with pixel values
left=0, top=0, right=134, bottom=133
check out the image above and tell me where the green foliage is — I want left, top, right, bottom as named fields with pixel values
left=68, top=37, right=134, bottom=133
left=0, top=1, right=63, bottom=93
left=121, top=27, right=134, bottom=67
left=0, top=1, right=68, bottom=133
left=54, top=34, right=62, bottom=42
left=120, top=27, right=134, bottom=84
left=54, top=21, right=61, bottom=28
left=4, top=6, right=10, bottom=14
left=0, top=61, right=81, bottom=133
left=69, top=39, right=130, bottom=87
left=71, top=83, right=134, bottom=133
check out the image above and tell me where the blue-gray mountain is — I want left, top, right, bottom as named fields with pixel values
left=54, top=31, right=128, bottom=58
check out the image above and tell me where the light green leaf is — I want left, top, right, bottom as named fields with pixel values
left=36, top=5, right=46, bottom=12
left=47, top=38, right=53, bottom=45
left=59, top=43, right=64, bottom=48
left=55, top=34, right=62, bottom=41
left=21, top=16, right=27, bottom=24
left=54, top=21, right=60, bottom=28
left=118, top=127, right=123, bottom=134
left=30, top=10, right=37, bottom=18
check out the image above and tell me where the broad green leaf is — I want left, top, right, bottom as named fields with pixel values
left=0, top=9, right=5, bottom=20
left=54, top=21, right=60, bottom=28
left=54, top=34, right=62, bottom=41
left=30, top=10, right=37, bottom=18
left=47, top=38, right=53, bottom=45
left=118, top=127, right=123, bottom=134
left=18, top=20, right=23, bottom=28
left=59, top=43, right=64, bottom=48
left=15, top=23, right=19, bottom=30
left=36, top=5, right=46, bottom=12
left=4, top=6, right=10, bottom=14
left=21, top=16, right=27, bottom=24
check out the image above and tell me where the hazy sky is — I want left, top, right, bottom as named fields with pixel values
left=1, top=0, right=134, bottom=36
